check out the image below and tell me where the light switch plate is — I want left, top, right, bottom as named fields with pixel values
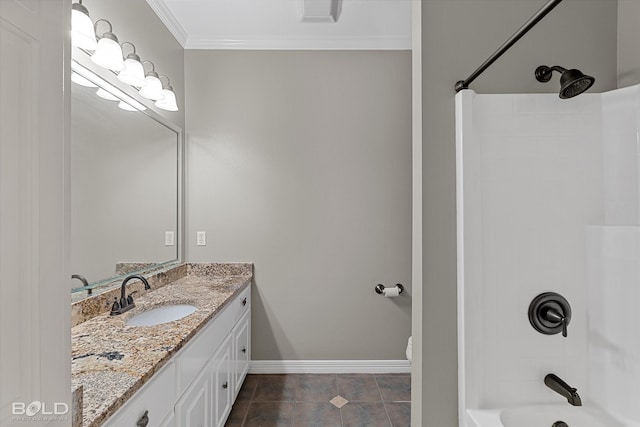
left=165, top=231, right=175, bottom=246
left=196, top=231, right=206, bottom=246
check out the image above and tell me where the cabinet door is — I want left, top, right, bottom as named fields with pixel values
left=176, top=303, right=233, bottom=396
left=175, top=362, right=211, bottom=427
left=233, top=310, right=251, bottom=398
left=103, top=362, right=176, bottom=427
left=212, top=334, right=233, bottom=427
left=159, top=410, right=174, bottom=427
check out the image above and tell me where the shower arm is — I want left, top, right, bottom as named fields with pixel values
left=454, top=0, right=564, bottom=93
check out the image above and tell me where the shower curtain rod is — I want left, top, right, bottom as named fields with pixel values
left=454, top=0, right=564, bottom=92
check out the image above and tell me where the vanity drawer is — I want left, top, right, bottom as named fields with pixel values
left=176, top=303, right=233, bottom=396
left=103, top=361, right=176, bottom=427
left=233, top=286, right=251, bottom=323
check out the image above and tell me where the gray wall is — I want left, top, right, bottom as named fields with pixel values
left=618, top=0, right=640, bottom=88
left=419, top=0, right=617, bottom=425
left=82, top=0, right=185, bottom=129
left=185, top=50, right=412, bottom=360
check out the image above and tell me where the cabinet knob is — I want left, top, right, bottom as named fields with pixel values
left=242, top=297, right=247, bottom=306
left=241, top=347, right=247, bottom=353
left=222, top=381, right=228, bottom=389
left=136, top=410, right=149, bottom=427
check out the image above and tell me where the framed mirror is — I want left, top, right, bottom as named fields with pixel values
left=70, top=58, right=181, bottom=299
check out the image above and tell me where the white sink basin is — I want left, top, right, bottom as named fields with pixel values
left=127, top=304, right=197, bottom=327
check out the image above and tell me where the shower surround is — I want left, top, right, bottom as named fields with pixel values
left=456, top=87, right=640, bottom=426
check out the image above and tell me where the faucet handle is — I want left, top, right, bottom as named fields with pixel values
left=542, top=307, right=568, bottom=338
left=127, top=291, right=138, bottom=306
left=110, top=298, right=121, bottom=316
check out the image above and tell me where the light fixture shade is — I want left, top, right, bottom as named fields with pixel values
left=91, top=34, right=124, bottom=72
left=71, top=71, right=97, bottom=87
left=71, top=3, right=97, bottom=50
left=118, top=56, right=146, bottom=87
left=96, top=87, right=119, bottom=101
left=155, top=88, right=178, bottom=111
left=139, top=74, right=164, bottom=101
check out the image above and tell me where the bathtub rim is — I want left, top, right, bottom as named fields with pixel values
left=465, top=404, right=640, bottom=427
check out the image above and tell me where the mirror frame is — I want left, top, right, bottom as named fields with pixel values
left=70, top=48, right=184, bottom=299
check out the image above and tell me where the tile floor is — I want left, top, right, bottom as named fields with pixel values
left=225, top=373, right=411, bottom=427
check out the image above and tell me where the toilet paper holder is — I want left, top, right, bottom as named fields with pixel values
left=375, top=284, right=404, bottom=295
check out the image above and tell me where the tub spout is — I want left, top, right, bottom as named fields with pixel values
left=544, top=374, right=582, bottom=406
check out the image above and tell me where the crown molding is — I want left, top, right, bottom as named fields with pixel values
left=185, top=35, right=411, bottom=50
left=146, top=0, right=188, bottom=47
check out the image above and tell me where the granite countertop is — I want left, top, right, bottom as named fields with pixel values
left=71, top=263, right=252, bottom=427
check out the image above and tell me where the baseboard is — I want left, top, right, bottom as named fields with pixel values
left=249, top=360, right=411, bottom=374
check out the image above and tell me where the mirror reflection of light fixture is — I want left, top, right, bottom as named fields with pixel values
left=118, top=42, right=147, bottom=88
left=96, top=87, right=119, bottom=101
left=91, top=19, right=124, bottom=72
left=71, top=60, right=105, bottom=88
left=71, top=1, right=97, bottom=50
left=139, top=61, right=164, bottom=101
left=118, top=99, right=147, bottom=112
left=71, top=72, right=97, bottom=88
left=155, top=76, right=179, bottom=112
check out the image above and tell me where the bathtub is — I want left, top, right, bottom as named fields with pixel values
left=466, top=404, right=631, bottom=427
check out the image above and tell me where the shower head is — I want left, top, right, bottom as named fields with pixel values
left=535, top=65, right=595, bottom=99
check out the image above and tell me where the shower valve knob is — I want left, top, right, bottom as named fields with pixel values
left=528, top=292, right=572, bottom=338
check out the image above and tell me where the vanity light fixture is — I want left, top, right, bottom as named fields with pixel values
left=71, top=10, right=180, bottom=113
left=91, top=19, right=124, bottom=72
left=117, top=42, right=147, bottom=88
left=139, top=61, right=164, bottom=101
left=155, top=76, right=179, bottom=111
left=71, top=0, right=97, bottom=51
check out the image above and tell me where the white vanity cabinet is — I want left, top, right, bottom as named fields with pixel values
left=175, top=364, right=211, bottom=427
left=103, top=286, right=251, bottom=427
left=211, top=334, right=233, bottom=427
left=101, top=361, right=177, bottom=427
left=232, top=311, right=250, bottom=397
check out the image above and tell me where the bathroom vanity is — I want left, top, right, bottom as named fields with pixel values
left=71, top=263, right=252, bottom=427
